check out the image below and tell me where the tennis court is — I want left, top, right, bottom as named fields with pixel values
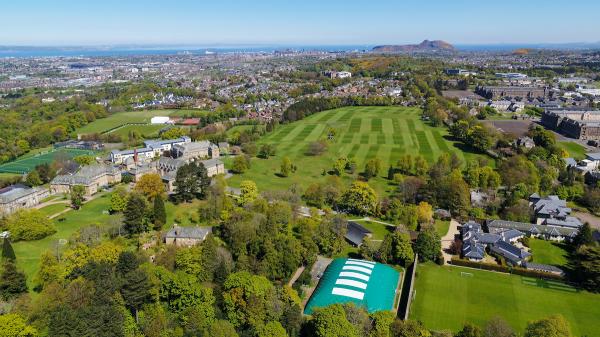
left=0, top=148, right=97, bottom=174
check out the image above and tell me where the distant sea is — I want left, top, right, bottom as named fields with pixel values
left=0, top=45, right=373, bottom=58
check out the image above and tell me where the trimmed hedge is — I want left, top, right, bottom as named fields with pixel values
left=450, top=257, right=509, bottom=272
left=450, top=257, right=565, bottom=280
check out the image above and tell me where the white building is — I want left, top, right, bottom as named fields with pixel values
left=150, top=116, right=171, bottom=124
left=110, top=136, right=191, bottom=164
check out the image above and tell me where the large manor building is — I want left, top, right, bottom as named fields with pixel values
left=541, top=108, right=600, bottom=140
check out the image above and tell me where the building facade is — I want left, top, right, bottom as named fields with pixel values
left=0, top=184, right=49, bottom=215
left=51, top=164, right=121, bottom=196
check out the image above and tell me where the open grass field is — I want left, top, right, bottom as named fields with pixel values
left=558, top=141, right=587, bottom=160
left=12, top=192, right=119, bottom=288
left=38, top=203, right=70, bottom=217
left=226, top=106, right=487, bottom=197
left=528, top=238, right=569, bottom=267
left=351, top=219, right=394, bottom=240
left=77, top=109, right=182, bottom=134
left=434, top=219, right=450, bottom=237
left=0, top=148, right=97, bottom=174
left=107, top=124, right=166, bottom=138
left=410, top=263, right=600, bottom=336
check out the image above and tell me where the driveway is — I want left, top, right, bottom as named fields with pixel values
left=573, top=211, right=600, bottom=230
left=441, top=219, right=461, bottom=264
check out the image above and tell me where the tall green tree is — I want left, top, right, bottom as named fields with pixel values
left=70, top=185, right=86, bottom=209
left=174, top=162, right=210, bottom=202
left=414, top=228, right=441, bottom=262
left=123, top=194, right=147, bottom=236
left=310, top=304, right=359, bottom=337
left=2, top=238, right=16, bottom=261
left=524, top=314, right=572, bottom=337
left=153, top=195, right=167, bottom=230
left=573, top=222, right=594, bottom=247
left=0, top=261, right=27, bottom=300
left=340, top=181, right=378, bottom=215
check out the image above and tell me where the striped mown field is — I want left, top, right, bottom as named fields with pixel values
left=410, top=263, right=600, bottom=336
left=226, top=106, right=487, bottom=196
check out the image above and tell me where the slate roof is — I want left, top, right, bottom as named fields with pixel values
left=201, top=158, right=224, bottom=169
left=165, top=226, right=212, bottom=240
left=523, top=262, right=564, bottom=275
left=52, top=164, right=120, bottom=186
left=463, top=238, right=485, bottom=260
left=489, top=240, right=531, bottom=264
left=0, top=184, right=44, bottom=203
left=345, top=221, right=372, bottom=247
left=487, top=219, right=578, bottom=238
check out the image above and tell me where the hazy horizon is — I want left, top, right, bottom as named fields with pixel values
left=2, top=0, right=600, bottom=46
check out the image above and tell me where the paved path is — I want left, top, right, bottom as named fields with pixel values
left=573, top=211, right=600, bottom=230
left=441, top=219, right=461, bottom=265
left=34, top=199, right=69, bottom=209
left=287, top=266, right=305, bottom=287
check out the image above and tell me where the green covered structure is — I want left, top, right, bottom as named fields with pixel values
left=304, top=258, right=401, bottom=315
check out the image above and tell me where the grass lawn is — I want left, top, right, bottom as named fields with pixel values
left=558, top=141, right=586, bottom=160
left=351, top=219, right=394, bottom=240
left=38, top=203, right=70, bottom=217
left=77, top=109, right=181, bottom=134
left=165, top=199, right=204, bottom=228
left=410, top=263, right=600, bottom=336
left=12, top=192, right=119, bottom=288
left=226, top=106, right=488, bottom=198
left=0, top=148, right=97, bottom=174
left=107, top=124, right=166, bottom=138
left=434, top=219, right=450, bottom=237
left=528, top=238, right=569, bottom=267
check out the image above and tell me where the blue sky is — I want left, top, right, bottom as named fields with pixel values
left=1, top=0, right=599, bottom=46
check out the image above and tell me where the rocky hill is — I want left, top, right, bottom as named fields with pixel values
left=372, top=40, right=455, bottom=53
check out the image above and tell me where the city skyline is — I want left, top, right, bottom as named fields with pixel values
left=1, top=0, right=600, bottom=46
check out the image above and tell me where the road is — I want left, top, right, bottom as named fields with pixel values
left=440, top=219, right=461, bottom=265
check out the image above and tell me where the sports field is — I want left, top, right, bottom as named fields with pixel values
left=0, top=148, right=97, bottom=174
left=410, top=263, right=600, bottom=336
left=77, top=109, right=181, bottom=134
left=107, top=124, right=166, bottom=138
left=226, top=106, right=487, bottom=196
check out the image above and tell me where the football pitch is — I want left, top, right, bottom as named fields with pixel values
left=0, top=148, right=96, bottom=174
left=226, top=106, right=487, bottom=196
left=409, top=263, right=600, bottom=336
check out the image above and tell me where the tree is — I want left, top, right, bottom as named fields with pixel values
left=573, top=222, right=594, bottom=247
left=109, top=187, right=128, bottom=213
left=340, top=181, right=378, bottom=215
left=123, top=193, right=147, bottom=236
left=414, top=228, right=441, bottom=262
left=310, top=304, right=359, bottom=337
left=257, top=321, right=289, bottom=337
left=390, top=319, right=431, bottom=337
left=232, top=155, right=250, bottom=173
left=174, top=162, right=210, bottom=202
left=120, top=268, right=155, bottom=320
left=364, top=158, right=382, bottom=180
left=153, top=195, right=167, bottom=230
left=206, top=320, right=239, bottom=337
left=333, top=157, right=348, bottom=176
left=307, top=140, right=328, bottom=156
left=416, top=201, right=433, bottom=225
left=73, top=155, right=95, bottom=166
left=70, top=185, right=86, bottom=209
left=0, top=313, right=38, bottom=337
left=258, top=144, right=277, bottom=159
left=377, top=232, right=414, bottom=266
left=0, top=261, right=27, bottom=300
left=6, top=209, right=56, bottom=241
left=456, top=323, right=483, bottom=337
left=26, top=170, right=43, bottom=186
left=135, top=173, right=165, bottom=200
left=161, top=127, right=186, bottom=140
left=239, top=180, right=259, bottom=206
left=280, top=157, right=293, bottom=177
left=222, top=271, right=277, bottom=328
left=483, top=316, right=515, bottom=337
left=571, top=245, right=600, bottom=291
left=524, top=314, right=572, bottom=337
left=2, top=238, right=16, bottom=262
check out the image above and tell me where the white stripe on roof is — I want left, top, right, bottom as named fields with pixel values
left=345, top=260, right=375, bottom=269
left=332, top=287, right=365, bottom=300
left=342, top=265, right=373, bottom=275
left=339, top=271, right=370, bottom=281
left=348, top=258, right=375, bottom=265
left=336, top=278, right=368, bottom=290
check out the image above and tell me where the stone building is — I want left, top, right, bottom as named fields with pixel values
left=164, top=225, right=212, bottom=247
left=541, top=109, right=600, bottom=140
left=0, top=184, right=49, bottom=215
left=51, top=164, right=121, bottom=196
left=476, top=86, right=547, bottom=99
left=172, top=140, right=219, bottom=161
